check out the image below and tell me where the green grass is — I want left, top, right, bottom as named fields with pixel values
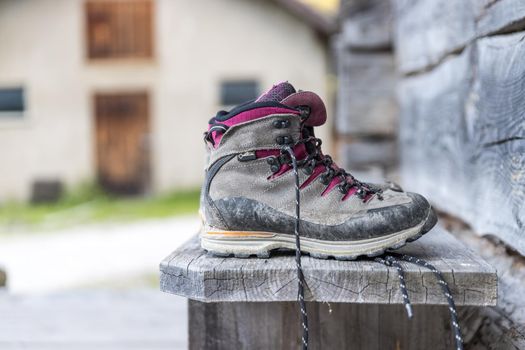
left=0, top=184, right=200, bottom=233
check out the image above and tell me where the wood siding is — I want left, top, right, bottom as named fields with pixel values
left=394, top=0, right=525, bottom=257
left=335, top=0, right=397, bottom=174
left=189, top=301, right=457, bottom=350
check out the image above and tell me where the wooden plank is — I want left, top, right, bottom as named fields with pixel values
left=476, top=0, right=525, bottom=37
left=447, top=223, right=525, bottom=348
left=160, top=226, right=497, bottom=306
left=471, top=32, right=525, bottom=253
left=398, top=32, right=525, bottom=256
left=392, top=0, right=525, bottom=74
left=189, top=300, right=457, bottom=350
left=398, top=47, right=473, bottom=217
left=392, top=0, right=476, bottom=74
left=338, top=139, right=398, bottom=169
left=336, top=52, right=398, bottom=135
left=340, top=0, right=392, bottom=50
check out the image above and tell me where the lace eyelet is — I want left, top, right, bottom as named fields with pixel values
left=319, top=174, right=330, bottom=185
left=276, top=135, right=293, bottom=145
left=272, top=120, right=290, bottom=129
left=267, top=157, right=278, bottom=165
left=267, top=156, right=281, bottom=173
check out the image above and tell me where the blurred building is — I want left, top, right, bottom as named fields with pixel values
left=0, top=0, right=334, bottom=201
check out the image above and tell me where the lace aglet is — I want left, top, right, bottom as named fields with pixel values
left=405, top=304, right=414, bottom=319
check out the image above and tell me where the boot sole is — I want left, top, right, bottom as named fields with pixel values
left=201, top=209, right=436, bottom=260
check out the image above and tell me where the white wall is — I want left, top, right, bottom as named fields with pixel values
left=0, top=0, right=330, bottom=201
left=0, top=0, right=90, bottom=201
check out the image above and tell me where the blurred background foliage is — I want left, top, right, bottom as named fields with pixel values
left=0, top=185, right=200, bottom=233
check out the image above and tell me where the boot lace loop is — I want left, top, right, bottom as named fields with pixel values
left=283, top=144, right=462, bottom=350
left=280, top=136, right=383, bottom=202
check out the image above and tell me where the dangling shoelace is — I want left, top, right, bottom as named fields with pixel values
left=282, top=146, right=463, bottom=350
left=283, top=146, right=309, bottom=349
left=384, top=254, right=464, bottom=350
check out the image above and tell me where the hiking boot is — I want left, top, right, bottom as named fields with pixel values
left=200, top=82, right=437, bottom=260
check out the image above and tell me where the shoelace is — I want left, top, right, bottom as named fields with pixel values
left=389, top=254, right=464, bottom=350
left=374, top=255, right=414, bottom=318
left=282, top=146, right=463, bottom=350
left=292, top=135, right=381, bottom=201
left=283, top=146, right=309, bottom=349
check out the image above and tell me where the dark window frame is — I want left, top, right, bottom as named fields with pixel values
left=0, top=87, right=25, bottom=116
left=220, top=80, right=259, bottom=106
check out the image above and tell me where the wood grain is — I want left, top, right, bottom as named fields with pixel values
left=160, top=227, right=497, bottom=306
left=398, top=31, right=525, bottom=256
left=392, top=0, right=525, bottom=74
left=399, top=47, right=473, bottom=218
left=392, top=0, right=476, bottom=74
left=476, top=0, right=525, bottom=37
left=189, top=300, right=459, bottom=350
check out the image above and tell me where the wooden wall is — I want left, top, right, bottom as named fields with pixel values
left=335, top=1, right=525, bottom=347
left=393, top=0, right=525, bottom=257
left=335, top=0, right=398, bottom=178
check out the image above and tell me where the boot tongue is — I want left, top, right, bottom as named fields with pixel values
left=282, top=91, right=327, bottom=127
left=255, top=82, right=296, bottom=102
left=256, top=81, right=327, bottom=127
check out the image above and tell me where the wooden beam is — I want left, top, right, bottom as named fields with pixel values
left=392, top=0, right=525, bottom=75
left=336, top=51, right=398, bottom=136
left=160, top=227, right=497, bottom=306
left=340, top=0, right=392, bottom=50
left=189, top=301, right=458, bottom=350
left=398, top=31, right=525, bottom=256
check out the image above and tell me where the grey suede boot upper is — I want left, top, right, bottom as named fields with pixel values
left=202, top=83, right=435, bottom=241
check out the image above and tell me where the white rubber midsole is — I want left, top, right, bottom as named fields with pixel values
left=201, top=218, right=426, bottom=257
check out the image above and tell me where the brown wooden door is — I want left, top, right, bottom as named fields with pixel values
left=94, top=92, right=151, bottom=195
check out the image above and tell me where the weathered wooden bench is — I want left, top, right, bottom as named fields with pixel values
left=160, top=227, right=496, bottom=349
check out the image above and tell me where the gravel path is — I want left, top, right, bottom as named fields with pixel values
left=0, top=289, right=188, bottom=350
left=0, top=216, right=199, bottom=349
left=0, top=216, right=200, bottom=294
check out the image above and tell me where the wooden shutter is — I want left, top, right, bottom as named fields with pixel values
left=85, top=0, right=153, bottom=59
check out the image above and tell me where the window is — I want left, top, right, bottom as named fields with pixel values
left=0, top=87, right=25, bottom=114
left=85, top=0, right=153, bottom=59
left=220, top=81, right=259, bottom=106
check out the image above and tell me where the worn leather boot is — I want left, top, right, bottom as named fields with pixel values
left=201, top=82, right=437, bottom=259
